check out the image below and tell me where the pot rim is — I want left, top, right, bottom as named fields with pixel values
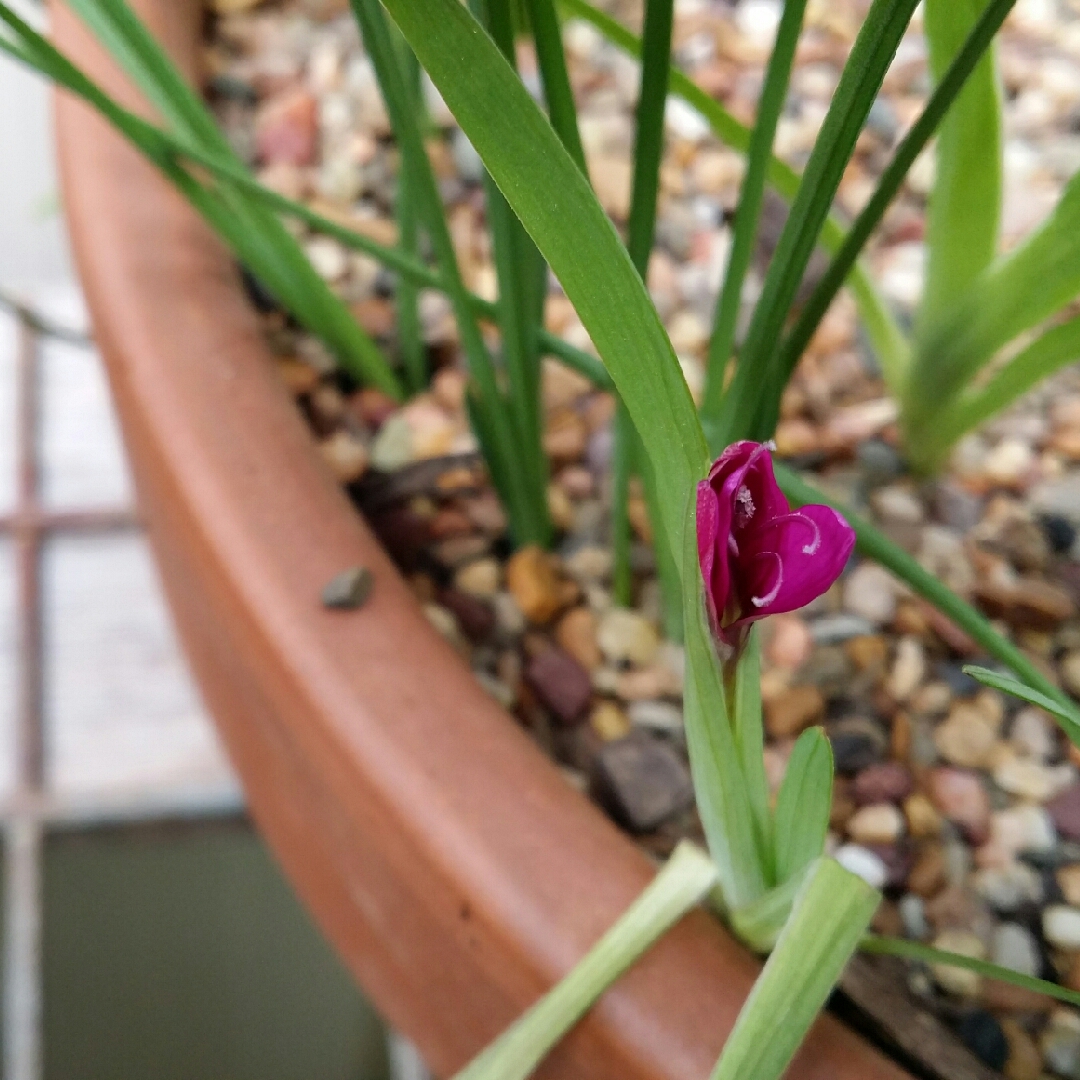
left=50, top=4, right=909, bottom=1078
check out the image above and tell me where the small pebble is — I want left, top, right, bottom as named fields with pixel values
left=764, top=685, right=824, bottom=739
left=454, top=557, right=500, bottom=599
left=1001, top=1018, right=1043, bottom=1080
left=627, top=700, right=684, bottom=732
left=590, top=700, right=631, bottom=742
left=318, top=430, right=369, bottom=483
left=834, top=844, right=888, bottom=889
left=555, top=607, right=603, bottom=672
left=321, top=566, right=374, bottom=610
left=1010, top=706, right=1056, bottom=762
left=1043, top=904, right=1080, bottom=949
left=591, top=730, right=694, bottom=833
left=929, top=929, right=985, bottom=996
left=525, top=647, right=592, bottom=725
left=828, top=717, right=887, bottom=773
left=954, top=1010, right=1008, bottom=1072
left=809, top=614, right=876, bottom=645
left=972, top=862, right=1043, bottom=913
left=898, top=893, right=928, bottom=939
left=990, top=922, right=1041, bottom=978
left=929, top=768, right=991, bottom=842
left=506, top=546, right=568, bottom=625
left=904, top=793, right=943, bottom=837
left=1057, top=863, right=1080, bottom=906
left=1045, top=786, right=1080, bottom=842
left=847, top=803, right=904, bottom=845
left=597, top=608, right=660, bottom=667
left=1042, top=1008, right=1080, bottom=1080
left=842, top=563, right=899, bottom=625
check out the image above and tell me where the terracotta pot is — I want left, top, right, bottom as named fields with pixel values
left=51, top=5, right=909, bottom=1078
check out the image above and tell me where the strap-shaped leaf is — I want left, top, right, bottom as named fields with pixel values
left=381, top=0, right=709, bottom=563
left=711, top=858, right=879, bottom=1080
left=919, top=0, right=1003, bottom=334
left=964, top=665, right=1080, bottom=747
left=773, top=727, right=833, bottom=886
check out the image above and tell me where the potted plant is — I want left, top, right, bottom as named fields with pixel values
left=20, top=0, right=1080, bottom=1076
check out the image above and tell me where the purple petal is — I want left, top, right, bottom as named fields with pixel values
left=696, top=479, right=728, bottom=629
left=733, top=504, right=855, bottom=621
left=713, top=442, right=790, bottom=537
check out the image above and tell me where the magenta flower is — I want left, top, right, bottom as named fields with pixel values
left=697, top=441, right=855, bottom=647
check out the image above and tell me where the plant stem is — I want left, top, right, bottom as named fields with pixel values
left=451, top=842, right=718, bottom=1080
left=700, top=0, right=808, bottom=429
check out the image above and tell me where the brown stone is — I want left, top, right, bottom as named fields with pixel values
left=853, top=762, right=914, bottom=806
left=975, top=577, right=1076, bottom=631
left=543, top=407, right=588, bottom=465
left=907, top=843, right=947, bottom=898
left=1001, top=1019, right=1043, bottom=1080
left=1048, top=783, right=1080, bottom=842
left=255, top=87, right=318, bottom=166
left=506, top=546, right=567, bottom=625
left=555, top=607, right=603, bottom=672
left=525, top=647, right=592, bottom=726
left=591, top=730, right=694, bottom=833
left=929, top=767, right=991, bottom=844
left=764, top=685, right=824, bottom=739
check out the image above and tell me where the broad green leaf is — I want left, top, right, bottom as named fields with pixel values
left=713, top=0, right=921, bottom=447
left=928, top=314, right=1080, bottom=465
left=862, top=935, right=1080, bottom=1009
left=773, top=727, right=833, bottom=885
left=711, top=858, right=879, bottom=1080
left=452, top=842, right=718, bottom=1080
left=560, top=0, right=907, bottom=392
left=774, top=462, right=1080, bottom=729
left=381, top=0, right=709, bottom=565
left=61, top=0, right=401, bottom=396
left=919, top=0, right=1002, bottom=334
left=729, top=626, right=771, bottom=879
left=964, top=665, right=1080, bottom=746
left=910, top=167, right=1080, bottom=435
left=681, top=497, right=767, bottom=909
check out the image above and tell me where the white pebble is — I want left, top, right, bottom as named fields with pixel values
left=834, top=845, right=887, bottom=890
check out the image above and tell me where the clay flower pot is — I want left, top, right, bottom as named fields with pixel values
left=51, top=4, right=909, bottom=1078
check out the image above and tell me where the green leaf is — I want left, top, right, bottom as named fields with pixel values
left=927, top=314, right=1080, bottom=464
left=59, top=0, right=401, bottom=397
left=680, top=497, right=767, bottom=909
left=560, top=0, right=907, bottom=391
left=728, top=873, right=803, bottom=955
left=964, top=665, right=1080, bottom=747
left=701, top=0, right=808, bottom=421
left=351, top=0, right=545, bottom=546
left=909, top=167, right=1080, bottom=451
left=711, top=858, right=879, bottom=1080
left=771, top=0, right=1016, bottom=418
left=526, top=0, right=587, bottom=171
left=774, top=461, right=1080, bottom=735
left=713, top=0, right=920, bottom=448
left=452, top=842, right=719, bottom=1080
left=862, top=935, right=1080, bottom=1009
left=381, top=0, right=708, bottom=566
left=773, top=728, right=833, bottom=886
left=919, top=0, right=1003, bottom=334
left=729, top=626, right=771, bottom=880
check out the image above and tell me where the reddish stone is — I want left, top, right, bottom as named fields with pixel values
left=853, top=762, right=914, bottom=806
left=525, top=647, right=592, bottom=726
left=255, top=87, right=319, bottom=166
left=1048, top=783, right=1080, bottom=842
left=929, top=767, right=991, bottom=845
left=437, top=589, right=495, bottom=644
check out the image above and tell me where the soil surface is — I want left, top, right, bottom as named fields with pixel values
left=204, top=2, right=1080, bottom=1076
